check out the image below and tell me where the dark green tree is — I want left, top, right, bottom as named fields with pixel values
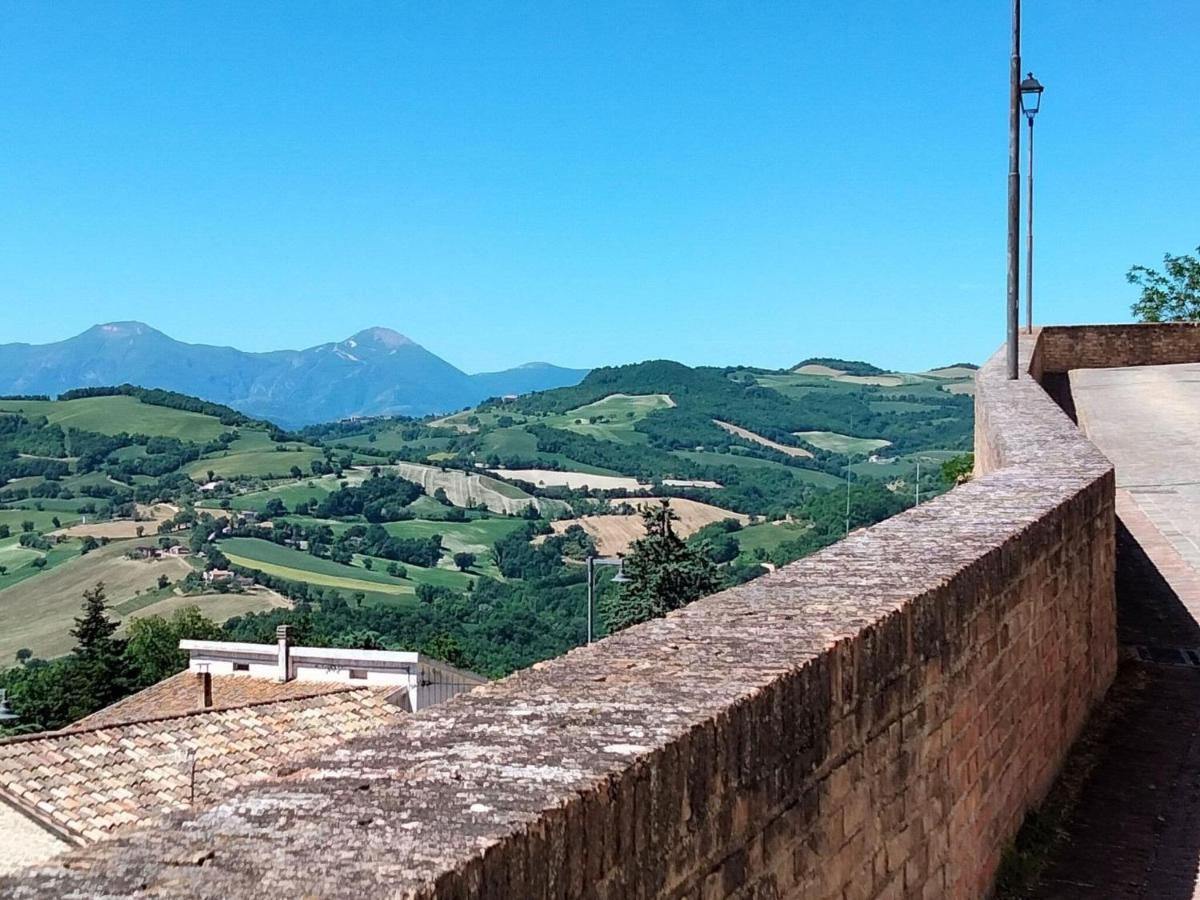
left=602, top=500, right=720, bottom=632
left=453, top=551, right=476, bottom=572
left=1129, top=245, right=1200, bottom=322
left=66, top=582, right=128, bottom=715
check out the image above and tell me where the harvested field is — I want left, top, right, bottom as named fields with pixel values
left=833, top=374, right=906, bottom=387
left=794, top=431, right=892, bottom=455
left=52, top=503, right=179, bottom=540
left=713, top=420, right=813, bottom=458
left=0, top=541, right=194, bottom=660
left=662, top=478, right=724, bottom=489
left=924, top=365, right=978, bottom=378
left=117, top=587, right=289, bottom=626
left=791, top=363, right=845, bottom=377
left=941, top=381, right=976, bottom=395
left=488, top=468, right=649, bottom=492
left=547, top=497, right=748, bottom=556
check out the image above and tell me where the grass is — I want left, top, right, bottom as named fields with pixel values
left=219, top=536, right=474, bottom=605
left=794, top=431, right=892, bottom=455
left=543, top=393, right=673, bottom=445
left=477, top=426, right=619, bottom=474
left=0, top=536, right=82, bottom=592
left=0, top=541, right=194, bottom=660
left=0, top=509, right=80, bottom=532
left=0, top=396, right=230, bottom=441
left=731, top=521, right=811, bottom=557
left=217, top=476, right=346, bottom=512
left=184, top=447, right=326, bottom=480
left=671, top=450, right=844, bottom=489
left=849, top=449, right=961, bottom=480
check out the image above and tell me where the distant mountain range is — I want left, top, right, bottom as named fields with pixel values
left=0, top=323, right=589, bottom=426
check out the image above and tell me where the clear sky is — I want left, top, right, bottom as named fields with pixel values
left=1, top=2, right=1196, bottom=373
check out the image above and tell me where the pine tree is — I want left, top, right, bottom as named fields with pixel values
left=66, top=582, right=128, bottom=717
left=603, top=500, right=720, bottom=632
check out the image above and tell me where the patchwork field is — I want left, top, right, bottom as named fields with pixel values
left=713, top=421, right=813, bottom=458
left=0, top=541, right=195, bottom=660
left=794, top=431, right=892, bottom=456
left=548, top=497, right=748, bottom=556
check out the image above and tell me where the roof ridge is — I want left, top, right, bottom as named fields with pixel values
left=0, top=684, right=384, bottom=747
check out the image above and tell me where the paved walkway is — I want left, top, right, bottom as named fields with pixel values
left=1030, top=364, right=1200, bottom=899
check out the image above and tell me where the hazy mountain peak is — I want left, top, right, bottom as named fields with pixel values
left=88, top=321, right=163, bottom=339
left=345, top=327, right=415, bottom=350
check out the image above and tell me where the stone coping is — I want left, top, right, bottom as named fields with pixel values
left=3, top=324, right=1195, bottom=899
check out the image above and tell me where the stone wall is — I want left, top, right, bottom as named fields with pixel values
left=14, top=325, right=1199, bottom=900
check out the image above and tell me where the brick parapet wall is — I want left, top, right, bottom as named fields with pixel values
left=9, top=325, right=1197, bottom=900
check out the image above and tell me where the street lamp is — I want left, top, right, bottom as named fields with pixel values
left=585, top=554, right=629, bottom=644
left=1020, top=73, right=1044, bottom=334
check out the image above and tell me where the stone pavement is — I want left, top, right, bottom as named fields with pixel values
left=1031, top=364, right=1200, bottom=899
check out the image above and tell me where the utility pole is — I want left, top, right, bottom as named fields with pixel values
left=1006, top=0, right=1022, bottom=379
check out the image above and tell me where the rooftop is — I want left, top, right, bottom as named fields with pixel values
left=70, top=671, right=367, bottom=730
left=0, top=686, right=402, bottom=846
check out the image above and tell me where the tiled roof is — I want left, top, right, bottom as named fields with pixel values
left=71, top=671, right=370, bottom=729
left=0, top=688, right=402, bottom=843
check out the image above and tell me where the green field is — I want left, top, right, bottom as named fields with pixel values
left=185, top=447, right=327, bottom=480
left=220, top=536, right=473, bottom=606
left=732, top=521, right=812, bottom=556
left=0, top=509, right=80, bottom=532
left=670, top=450, right=843, bottom=489
left=0, top=396, right=230, bottom=441
left=0, top=536, right=82, bottom=592
left=794, top=431, right=892, bottom=455
left=274, top=516, right=523, bottom=578
left=849, top=449, right=961, bottom=479
left=215, top=475, right=347, bottom=512
left=543, top=394, right=673, bottom=445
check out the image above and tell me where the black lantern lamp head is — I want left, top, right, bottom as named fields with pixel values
left=1020, top=72, right=1044, bottom=121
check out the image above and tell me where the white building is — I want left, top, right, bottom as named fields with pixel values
left=181, top=625, right=484, bottom=712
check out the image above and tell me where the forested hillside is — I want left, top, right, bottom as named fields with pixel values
left=1, top=356, right=974, bottom=732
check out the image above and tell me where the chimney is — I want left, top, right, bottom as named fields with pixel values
left=276, top=625, right=293, bottom=683
left=198, top=665, right=213, bottom=709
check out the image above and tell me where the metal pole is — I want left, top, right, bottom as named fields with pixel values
left=586, top=556, right=594, bottom=644
left=1025, top=114, right=1035, bottom=334
left=1006, top=0, right=1022, bottom=379
left=916, top=458, right=921, bottom=507
left=845, top=457, right=851, bottom=536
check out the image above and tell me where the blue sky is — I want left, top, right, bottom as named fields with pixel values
left=1, top=2, right=1196, bottom=372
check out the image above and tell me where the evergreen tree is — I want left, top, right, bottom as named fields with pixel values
left=67, top=582, right=129, bottom=715
left=602, top=500, right=720, bottom=632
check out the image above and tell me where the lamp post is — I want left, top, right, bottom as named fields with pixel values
left=1020, top=73, right=1044, bottom=334
left=585, top=554, right=630, bottom=644
left=1005, top=0, right=1022, bottom=379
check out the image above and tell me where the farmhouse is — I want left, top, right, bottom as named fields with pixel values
left=0, top=628, right=484, bottom=875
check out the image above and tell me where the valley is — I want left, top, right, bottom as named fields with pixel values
left=0, top=352, right=975, bottom=680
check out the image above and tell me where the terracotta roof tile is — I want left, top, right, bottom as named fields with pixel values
left=70, top=671, right=370, bottom=729
left=0, top=689, right=402, bottom=844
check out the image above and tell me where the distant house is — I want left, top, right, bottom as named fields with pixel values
left=164, top=545, right=191, bottom=557
left=132, top=545, right=160, bottom=560
left=202, top=568, right=234, bottom=584
left=0, top=627, right=485, bottom=873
